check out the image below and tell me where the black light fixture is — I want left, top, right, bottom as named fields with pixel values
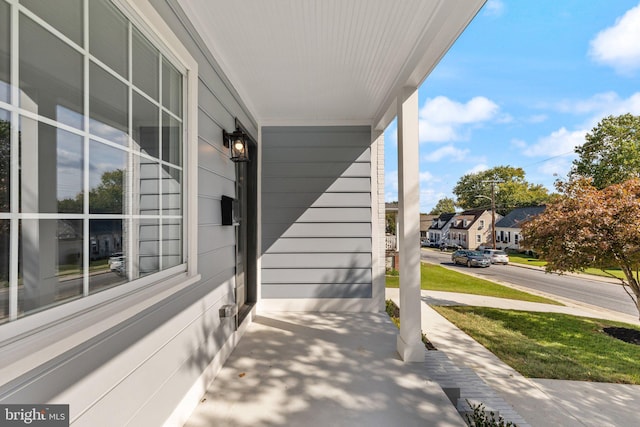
left=222, top=128, right=250, bottom=162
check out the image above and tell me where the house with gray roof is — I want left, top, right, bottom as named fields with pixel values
left=495, top=206, right=546, bottom=250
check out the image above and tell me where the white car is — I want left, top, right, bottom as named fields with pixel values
left=109, top=252, right=126, bottom=275
left=482, top=249, right=509, bottom=265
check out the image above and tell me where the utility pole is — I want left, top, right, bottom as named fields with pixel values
left=482, top=179, right=503, bottom=249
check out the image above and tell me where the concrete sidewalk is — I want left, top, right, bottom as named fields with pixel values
left=387, top=287, right=640, bottom=427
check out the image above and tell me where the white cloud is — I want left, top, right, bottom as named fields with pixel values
left=418, top=96, right=500, bottom=143
left=537, top=156, right=575, bottom=177
left=523, top=127, right=586, bottom=158
left=483, top=0, right=505, bottom=17
left=589, top=3, right=640, bottom=75
left=510, top=138, right=527, bottom=149
left=551, top=91, right=640, bottom=129
left=423, top=145, right=470, bottom=162
left=465, top=164, right=489, bottom=175
left=419, top=171, right=437, bottom=183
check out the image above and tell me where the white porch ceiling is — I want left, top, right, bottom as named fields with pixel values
left=177, top=0, right=486, bottom=129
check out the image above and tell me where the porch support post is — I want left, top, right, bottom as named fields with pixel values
left=396, top=87, right=424, bottom=362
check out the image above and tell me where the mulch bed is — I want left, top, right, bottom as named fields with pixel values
left=603, top=327, right=640, bottom=345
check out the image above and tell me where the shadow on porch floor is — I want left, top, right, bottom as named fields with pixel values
left=183, top=312, right=463, bottom=427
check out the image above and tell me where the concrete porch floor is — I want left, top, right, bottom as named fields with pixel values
left=184, top=312, right=464, bottom=427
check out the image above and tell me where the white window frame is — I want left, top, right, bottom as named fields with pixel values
left=0, top=0, right=199, bottom=381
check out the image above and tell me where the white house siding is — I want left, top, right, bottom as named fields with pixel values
left=261, top=126, right=378, bottom=310
left=0, top=1, right=256, bottom=426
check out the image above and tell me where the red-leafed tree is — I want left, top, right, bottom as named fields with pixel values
left=521, top=177, right=640, bottom=319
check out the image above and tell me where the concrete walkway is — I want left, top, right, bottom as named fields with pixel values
left=183, top=311, right=465, bottom=427
left=386, top=287, right=640, bottom=427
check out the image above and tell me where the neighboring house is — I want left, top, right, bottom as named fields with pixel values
left=448, top=209, right=502, bottom=249
left=420, top=214, right=437, bottom=242
left=495, top=206, right=546, bottom=251
left=0, top=1, right=486, bottom=425
left=428, top=212, right=456, bottom=246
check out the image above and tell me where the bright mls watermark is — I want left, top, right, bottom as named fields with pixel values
left=1, top=405, right=68, bottom=426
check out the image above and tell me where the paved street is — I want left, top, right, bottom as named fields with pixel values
left=421, top=248, right=639, bottom=319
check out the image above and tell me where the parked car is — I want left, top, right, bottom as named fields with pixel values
left=451, top=250, right=490, bottom=268
left=482, top=249, right=509, bottom=265
left=108, top=252, right=126, bottom=275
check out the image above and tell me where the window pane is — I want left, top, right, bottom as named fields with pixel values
left=162, top=58, right=182, bottom=117
left=0, top=220, right=8, bottom=324
left=136, top=218, right=158, bottom=278
left=89, top=0, right=127, bottom=78
left=19, top=117, right=84, bottom=213
left=134, top=155, right=159, bottom=215
left=162, top=112, right=181, bottom=166
left=162, top=165, right=181, bottom=216
left=19, top=14, right=83, bottom=130
left=0, top=109, right=10, bottom=212
left=56, top=128, right=84, bottom=213
left=89, top=219, right=126, bottom=292
left=0, top=1, right=9, bottom=103
left=19, top=219, right=83, bottom=316
left=90, top=62, right=128, bottom=145
left=133, top=28, right=159, bottom=100
left=21, top=0, right=83, bottom=46
left=132, top=92, right=159, bottom=158
left=162, top=219, right=181, bottom=270
left=89, top=141, right=126, bottom=214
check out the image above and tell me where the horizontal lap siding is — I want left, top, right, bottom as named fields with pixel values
left=262, top=126, right=372, bottom=300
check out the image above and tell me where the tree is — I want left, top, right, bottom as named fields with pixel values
left=429, top=197, right=456, bottom=215
left=89, top=169, right=124, bottom=213
left=570, top=114, right=640, bottom=189
left=58, top=169, right=124, bottom=213
left=521, top=177, right=640, bottom=319
left=453, top=166, right=551, bottom=215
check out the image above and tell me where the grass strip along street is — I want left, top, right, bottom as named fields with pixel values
left=387, top=262, right=640, bottom=384
left=386, top=262, right=561, bottom=305
left=508, top=252, right=627, bottom=280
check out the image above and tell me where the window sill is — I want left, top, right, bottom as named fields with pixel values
left=0, top=270, right=201, bottom=387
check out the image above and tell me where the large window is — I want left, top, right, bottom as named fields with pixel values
left=0, top=0, right=185, bottom=323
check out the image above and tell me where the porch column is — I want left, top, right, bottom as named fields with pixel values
left=396, top=87, right=424, bottom=362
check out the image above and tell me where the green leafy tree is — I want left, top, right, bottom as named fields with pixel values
left=521, top=177, right=640, bottom=319
left=58, top=169, right=124, bottom=213
left=453, top=166, right=550, bottom=215
left=429, top=197, right=456, bottom=215
left=385, top=212, right=397, bottom=235
left=570, top=114, right=640, bottom=189
left=89, top=169, right=124, bottom=213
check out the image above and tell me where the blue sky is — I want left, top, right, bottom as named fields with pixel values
left=384, top=0, right=640, bottom=213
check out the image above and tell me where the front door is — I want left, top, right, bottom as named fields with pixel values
left=234, top=135, right=257, bottom=327
left=235, top=160, right=248, bottom=319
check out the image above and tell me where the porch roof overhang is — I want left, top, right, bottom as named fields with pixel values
left=176, top=0, right=486, bottom=130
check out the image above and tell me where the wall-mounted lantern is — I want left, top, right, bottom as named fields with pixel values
left=222, top=129, right=250, bottom=162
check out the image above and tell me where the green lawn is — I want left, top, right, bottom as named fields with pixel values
left=433, top=306, right=640, bottom=384
left=507, top=252, right=547, bottom=267
left=386, top=262, right=562, bottom=305
left=508, top=252, right=627, bottom=280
